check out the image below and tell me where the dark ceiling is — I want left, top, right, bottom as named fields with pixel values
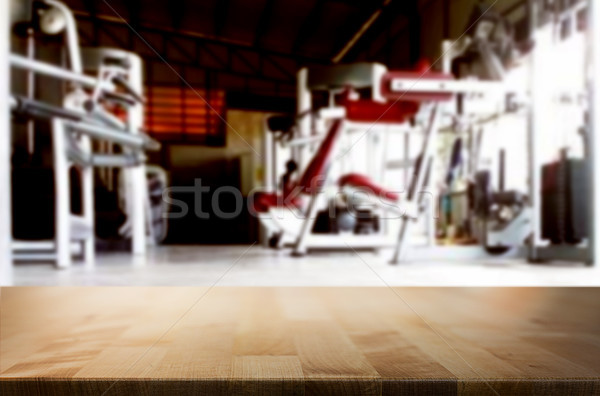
left=64, top=0, right=421, bottom=104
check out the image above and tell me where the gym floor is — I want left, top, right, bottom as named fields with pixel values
left=11, top=245, right=600, bottom=286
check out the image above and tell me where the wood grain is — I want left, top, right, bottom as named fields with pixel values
left=1, top=287, right=599, bottom=395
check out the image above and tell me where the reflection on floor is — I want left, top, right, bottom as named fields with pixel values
left=11, top=245, right=600, bottom=286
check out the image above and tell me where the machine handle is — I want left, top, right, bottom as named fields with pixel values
left=11, top=95, right=83, bottom=122
left=141, top=133, right=161, bottom=151
left=112, top=75, right=146, bottom=104
left=102, top=90, right=137, bottom=107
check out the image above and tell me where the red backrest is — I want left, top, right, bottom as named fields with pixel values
left=296, top=119, right=344, bottom=195
left=342, top=99, right=419, bottom=123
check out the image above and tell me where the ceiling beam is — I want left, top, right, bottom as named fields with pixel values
left=125, top=0, right=142, bottom=48
left=126, top=0, right=142, bottom=29
left=214, top=0, right=231, bottom=37
left=253, top=0, right=276, bottom=48
left=292, top=0, right=327, bottom=54
left=71, top=9, right=330, bottom=65
left=334, top=0, right=415, bottom=63
left=76, top=21, right=297, bottom=87
left=371, top=23, right=408, bottom=59
left=169, top=1, right=186, bottom=31
left=331, top=0, right=392, bottom=63
left=407, top=1, right=420, bottom=64
left=329, top=2, right=380, bottom=57
left=82, top=0, right=99, bottom=45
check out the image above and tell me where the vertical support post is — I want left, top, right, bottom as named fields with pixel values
left=403, top=132, right=410, bottom=188
left=272, top=133, right=278, bottom=191
left=442, top=40, right=453, bottom=74
left=127, top=53, right=147, bottom=256
left=296, top=68, right=311, bottom=170
left=81, top=136, right=94, bottom=266
left=292, top=191, right=323, bottom=257
left=425, top=135, right=437, bottom=248
left=392, top=105, right=441, bottom=264
left=367, top=130, right=376, bottom=179
left=467, top=125, right=475, bottom=176
left=261, top=118, right=275, bottom=247
left=26, top=28, right=35, bottom=155
left=52, top=119, right=71, bottom=268
left=588, top=0, right=600, bottom=266
left=1, top=0, right=12, bottom=284
left=263, top=119, right=275, bottom=192
left=425, top=184, right=436, bottom=247
left=528, top=0, right=545, bottom=262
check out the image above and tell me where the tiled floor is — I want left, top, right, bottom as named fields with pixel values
left=9, top=245, right=600, bottom=286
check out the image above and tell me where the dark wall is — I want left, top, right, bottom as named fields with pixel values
left=160, top=145, right=257, bottom=244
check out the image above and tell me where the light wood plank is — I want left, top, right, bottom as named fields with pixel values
left=230, top=356, right=304, bottom=395
left=1, top=287, right=599, bottom=395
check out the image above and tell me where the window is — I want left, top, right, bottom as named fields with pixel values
left=145, top=86, right=226, bottom=145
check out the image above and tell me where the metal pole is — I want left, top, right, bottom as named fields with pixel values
left=91, top=154, right=146, bottom=167
left=126, top=53, right=147, bottom=256
left=65, top=121, right=151, bottom=149
left=80, top=135, right=95, bottom=267
left=442, top=40, right=453, bottom=74
left=1, top=0, right=12, bottom=285
left=588, top=0, right=600, bottom=266
left=392, top=105, right=441, bottom=264
left=10, top=54, right=98, bottom=87
left=52, top=119, right=71, bottom=268
left=297, top=68, right=311, bottom=170
left=404, top=132, right=409, bottom=188
left=44, top=0, right=82, bottom=73
left=261, top=119, right=274, bottom=247
left=527, top=0, right=542, bottom=262
left=26, top=28, right=35, bottom=155
left=263, top=119, right=274, bottom=192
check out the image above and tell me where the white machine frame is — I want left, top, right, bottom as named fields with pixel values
left=261, top=0, right=598, bottom=265
left=6, top=1, right=156, bottom=269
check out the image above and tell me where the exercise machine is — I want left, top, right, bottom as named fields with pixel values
left=258, top=62, right=454, bottom=257
left=9, top=0, right=160, bottom=267
left=258, top=0, right=597, bottom=265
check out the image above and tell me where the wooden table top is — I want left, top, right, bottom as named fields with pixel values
left=1, top=287, right=599, bottom=395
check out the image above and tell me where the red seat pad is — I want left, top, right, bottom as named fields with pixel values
left=342, top=99, right=419, bottom=123
left=338, top=173, right=400, bottom=202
